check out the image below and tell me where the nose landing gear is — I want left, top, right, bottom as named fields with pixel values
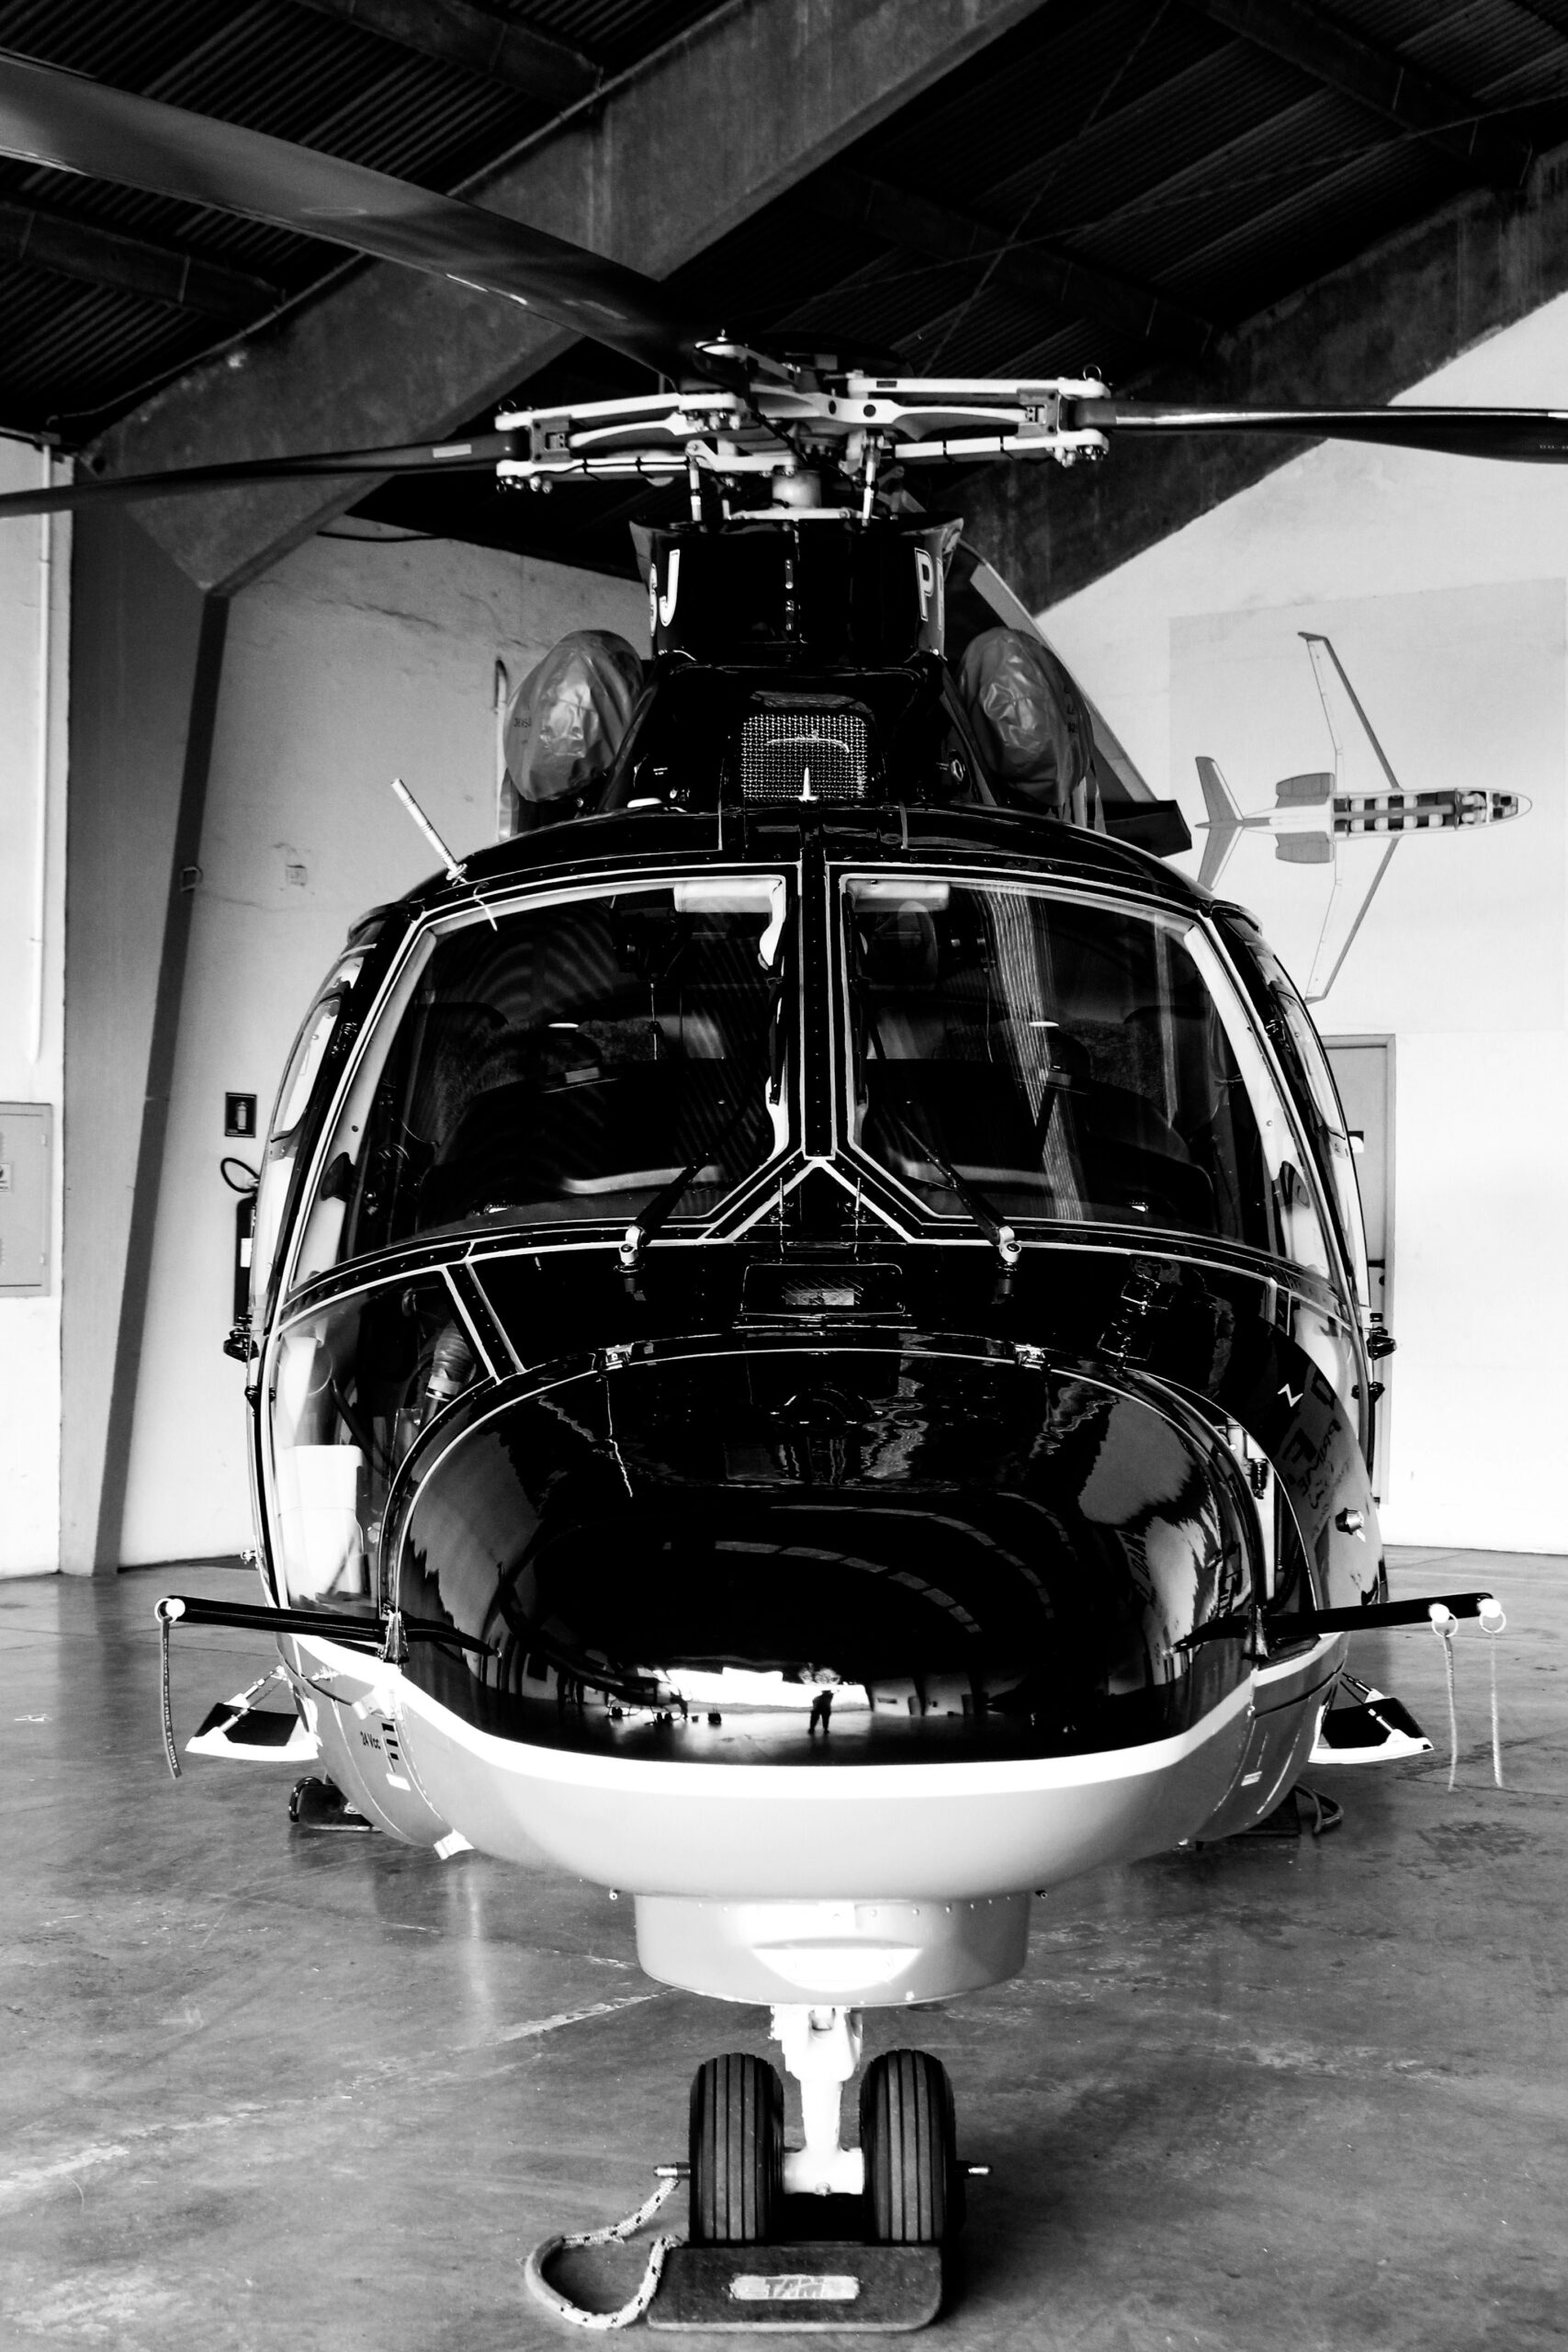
left=773, top=2004, right=864, bottom=2200
left=653, top=2007, right=968, bottom=2330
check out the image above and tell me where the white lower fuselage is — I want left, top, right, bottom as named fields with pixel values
left=288, top=1628, right=1344, bottom=2006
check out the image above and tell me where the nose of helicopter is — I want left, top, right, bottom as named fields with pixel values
left=391, top=1341, right=1254, bottom=1761
left=384, top=1342, right=1260, bottom=1944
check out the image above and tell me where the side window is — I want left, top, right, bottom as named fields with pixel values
left=251, top=955, right=364, bottom=1313
left=1180, top=925, right=1332, bottom=1282
left=1270, top=980, right=1371, bottom=1306
left=1213, top=915, right=1367, bottom=1303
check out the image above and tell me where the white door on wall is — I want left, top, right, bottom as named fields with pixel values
left=1325, top=1037, right=1393, bottom=1501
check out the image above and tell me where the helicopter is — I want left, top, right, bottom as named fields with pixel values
left=0, top=44, right=1534, bottom=2328
left=1191, top=631, right=1529, bottom=999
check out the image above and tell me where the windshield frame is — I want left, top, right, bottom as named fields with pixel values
left=829, top=860, right=1347, bottom=1291
left=276, top=865, right=801, bottom=1305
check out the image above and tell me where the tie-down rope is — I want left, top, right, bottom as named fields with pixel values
left=524, top=2169, right=684, bottom=2330
left=1429, top=1599, right=1507, bottom=1790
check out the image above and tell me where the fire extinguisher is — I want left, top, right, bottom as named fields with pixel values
left=220, top=1156, right=259, bottom=1358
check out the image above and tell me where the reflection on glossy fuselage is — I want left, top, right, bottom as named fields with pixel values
left=395, top=1350, right=1251, bottom=1762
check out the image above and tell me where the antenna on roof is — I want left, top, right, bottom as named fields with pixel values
left=390, top=775, right=497, bottom=930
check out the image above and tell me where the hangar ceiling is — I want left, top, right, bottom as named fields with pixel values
left=7, top=0, right=1568, bottom=599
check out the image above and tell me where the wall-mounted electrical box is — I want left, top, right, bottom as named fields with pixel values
left=0, top=1104, right=53, bottom=1296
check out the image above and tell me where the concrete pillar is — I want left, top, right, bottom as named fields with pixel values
left=0, top=441, right=70, bottom=1579
left=62, top=508, right=226, bottom=1572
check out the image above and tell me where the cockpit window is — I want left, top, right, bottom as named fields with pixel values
left=841, top=875, right=1332, bottom=1273
left=252, top=954, right=365, bottom=1311
left=320, top=876, right=791, bottom=1265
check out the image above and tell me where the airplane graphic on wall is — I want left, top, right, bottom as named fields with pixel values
left=1194, top=632, right=1528, bottom=1000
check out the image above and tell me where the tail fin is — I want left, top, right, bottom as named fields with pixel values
left=1195, top=755, right=1241, bottom=829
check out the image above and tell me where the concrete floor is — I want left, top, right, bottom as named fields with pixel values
left=1, top=1551, right=1562, bottom=2352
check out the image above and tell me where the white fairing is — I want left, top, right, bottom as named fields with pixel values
left=373, top=1668, right=1255, bottom=2000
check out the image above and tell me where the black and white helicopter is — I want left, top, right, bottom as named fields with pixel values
left=0, top=46, right=1539, bottom=2326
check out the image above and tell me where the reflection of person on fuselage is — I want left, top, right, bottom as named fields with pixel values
left=807, top=1670, right=840, bottom=1736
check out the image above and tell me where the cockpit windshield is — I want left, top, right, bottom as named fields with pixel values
left=842, top=874, right=1331, bottom=1272
left=321, top=876, right=791, bottom=1262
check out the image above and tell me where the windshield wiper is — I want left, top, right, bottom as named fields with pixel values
left=618, top=962, right=789, bottom=1274
left=618, top=1147, right=725, bottom=1272
left=892, top=1109, right=1021, bottom=1271
left=854, top=974, right=1021, bottom=1271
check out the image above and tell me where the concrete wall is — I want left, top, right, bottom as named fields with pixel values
left=118, top=528, right=646, bottom=1566
left=1040, top=291, right=1568, bottom=1554
left=0, top=440, right=69, bottom=1577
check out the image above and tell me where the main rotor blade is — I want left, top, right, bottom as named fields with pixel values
left=1075, top=399, right=1568, bottom=461
left=0, top=432, right=524, bottom=519
left=0, top=49, right=694, bottom=373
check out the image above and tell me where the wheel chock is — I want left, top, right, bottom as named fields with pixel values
left=649, top=2240, right=943, bottom=2332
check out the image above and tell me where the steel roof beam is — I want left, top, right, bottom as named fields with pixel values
left=96, top=0, right=1052, bottom=593
left=1187, top=0, right=1534, bottom=190
left=803, top=163, right=1219, bottom=359
left=955, top=141, right=1567, bottom=609
left=0, top=197, right=280, bottom=319
left=290, top=0, right=599, bottom=109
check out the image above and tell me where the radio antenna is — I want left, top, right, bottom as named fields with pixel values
left=492, top=661, right=511, bottom=842
left=390, top=775, right=497, bottom=930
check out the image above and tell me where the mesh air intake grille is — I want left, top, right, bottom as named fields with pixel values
left=740, top=708, right=869, bottom=803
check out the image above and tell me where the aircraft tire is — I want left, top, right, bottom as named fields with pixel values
left=861, top=2049, right=961, bottom=2244
left=688, top=2052, right=784, bottom=2244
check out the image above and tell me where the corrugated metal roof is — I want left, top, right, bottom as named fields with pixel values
left=0, top=0, right=722, bottom=435
left=4, top=0, right=1567, bottom=573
